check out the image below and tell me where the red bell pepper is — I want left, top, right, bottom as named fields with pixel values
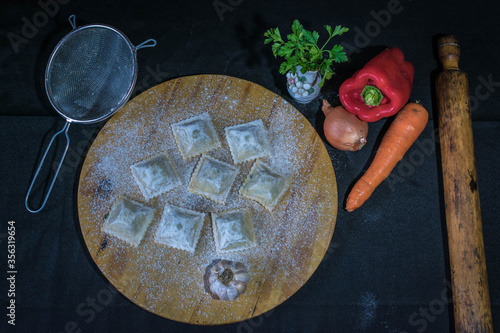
left=339, top=47, right=414, bottom=122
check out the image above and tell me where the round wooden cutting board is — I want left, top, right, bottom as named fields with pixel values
left=77, top=75, right=338, bottom=325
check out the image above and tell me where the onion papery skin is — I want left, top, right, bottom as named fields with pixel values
left=322, top=100, right=369, bottom=151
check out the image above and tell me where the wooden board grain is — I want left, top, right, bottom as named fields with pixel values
left=77, top=75, right=338, bottom=325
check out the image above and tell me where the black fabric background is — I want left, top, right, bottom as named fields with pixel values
left=1, top=0, right=499, bottom=332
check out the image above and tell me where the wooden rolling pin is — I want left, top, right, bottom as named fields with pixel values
left=435, top=35, right=493, bottom=332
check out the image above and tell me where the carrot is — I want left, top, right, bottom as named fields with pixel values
left=345, top=102, right=429, bottom=212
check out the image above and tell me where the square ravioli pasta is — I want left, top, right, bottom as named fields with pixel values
left=155, top=203, right=205, bottom=253
left=102, top=195, right=156, bottom=247
left=187, top=155, right=239, bottom=204
left=239, top=160, right=291, bottom=211
left=211, top=208, right=256, bottom=253
left=225, top=119, right=271, bottom=164
left=171, top=112, right=221, bottom=160
left=130, top=151, right=182, bottom=199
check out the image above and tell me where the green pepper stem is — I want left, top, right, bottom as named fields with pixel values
left=361, top=85, right=383, bottom=106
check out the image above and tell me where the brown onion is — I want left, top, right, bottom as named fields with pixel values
left=322, top=100, right=368, bottom=151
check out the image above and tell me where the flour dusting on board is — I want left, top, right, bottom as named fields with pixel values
left=78, top=76, right=337, bottom=324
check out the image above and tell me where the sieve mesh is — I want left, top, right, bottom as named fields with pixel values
left=45, top=25, right=136, bottom=123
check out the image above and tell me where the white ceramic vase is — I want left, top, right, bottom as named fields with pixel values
left=286, top=66, right=322, bottom=104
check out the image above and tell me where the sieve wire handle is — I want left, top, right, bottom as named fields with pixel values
left=68, top=14, right=76, bottom=30
left=25, top=121, right=72, bottom=213
left=136, top=39, right=157, bottom=50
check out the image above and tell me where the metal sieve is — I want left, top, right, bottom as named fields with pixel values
left=25, top=15, right=156, bottom=213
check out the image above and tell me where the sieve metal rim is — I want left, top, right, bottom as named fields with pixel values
left=44, top=24, right=139, bottom=124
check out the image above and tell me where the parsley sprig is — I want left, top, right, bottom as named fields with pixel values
left=264, top=20, right=349, bottom=87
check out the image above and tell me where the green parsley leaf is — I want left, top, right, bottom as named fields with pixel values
left=333, top=25, right=349, bottom=36
left=264, top=20, right=349, bottom=87
left=324, top=25, right=333, bottom=36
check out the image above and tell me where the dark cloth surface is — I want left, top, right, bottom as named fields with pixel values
left=1, top=0, right=499, bottom=332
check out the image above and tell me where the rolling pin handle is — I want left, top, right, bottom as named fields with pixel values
left=437, top=35, right=460, bottom=70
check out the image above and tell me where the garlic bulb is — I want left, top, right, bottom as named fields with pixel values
left=204, top=259, right=250, bottom=300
